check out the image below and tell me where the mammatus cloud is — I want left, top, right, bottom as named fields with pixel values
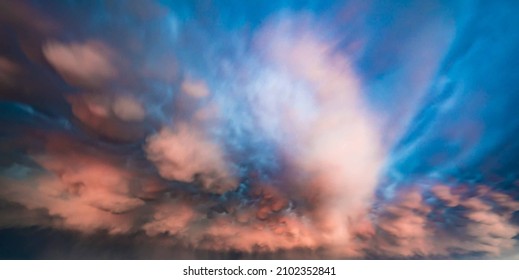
left=145, top=123, right=237, bottom=194
left=1, top=0, right=519, bottom=259
left=43, top=41, right=118, bottom=87
left=373, top=185, right=519, bottom=257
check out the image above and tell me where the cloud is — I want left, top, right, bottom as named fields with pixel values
left=373, top=189, right=435, bottom=256
left=43, top=40, right=118, bottom=88
left=1, top=0, right=519, bottom=259
left=112, top=95, right=146, bottom=121
left=145, top=124, right=237, bottom=194
left=143, top=201, right=196, bottom=237
left=242, top=16, right=384, bottom=253
left=373, top=185, right=519, bottom=257
left=0, top=57, right=20, bottom=86
left=181, top=79, right=210, bottom=99
left=66, top=93, right=149, bottom=141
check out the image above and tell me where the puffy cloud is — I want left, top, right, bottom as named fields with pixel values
left=43, top=40, right=118, bottom=88
left=145, top=124, right=237, bottom=194
left=374, top=189, right=435, bottom=256
left=67, top=93, right=148, bottom=141
left=431, top=185, right=460, bottom=207
left=112, top=95, right=146, bottom=121
left=143, top=201, right=196, bottom=237
left=373, top=185, right=519, bottom=257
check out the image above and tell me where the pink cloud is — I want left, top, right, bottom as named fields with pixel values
left=43, top=40, right=118, bottom=88
left=145, top=123, right=237, bottom=194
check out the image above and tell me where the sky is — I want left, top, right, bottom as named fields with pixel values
left=1, top=0, right=519, bottom=259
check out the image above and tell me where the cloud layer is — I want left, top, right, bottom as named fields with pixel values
left=1, top=0, right=519, bottom=259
